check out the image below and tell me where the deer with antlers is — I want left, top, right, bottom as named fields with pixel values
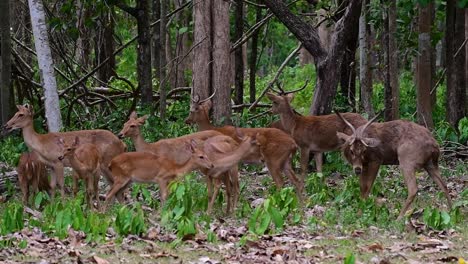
left=266, top=85, right=367, bottom=180
left=105, top=140, right=214, bottom=207
left=3, top=105, right=126, bottom=199
left=119, top=112, right=246, bottom=213
left=185, top=92, right=303, bottom=196
left=335, top=111, right=452, bottom=219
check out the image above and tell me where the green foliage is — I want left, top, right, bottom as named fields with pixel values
left=343, top=253, right=356, bottom=264
left=458, top=117, right=468, bottom=144
left=248, top=187, right=300, bottom=235
left=0, top=136, right=27, bottom=167
left=0, top=202, right=24, bottom=235
left=422, top=207, right=453, bottom=230
left=114, top=203, right=147, bottom=237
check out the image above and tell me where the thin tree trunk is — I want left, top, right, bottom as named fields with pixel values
left=137, top=0, right=153, bottom=105
left=0, top=0, right=12, bottom=124
left=249, top=6, right=263, bottom=104
left=152, top=0, right=161, bottom=83
left=466, top=9, right=468, bottom=115
left=453, top=6, right=466, bottom=125
left=96, top=8, right=116, bottom=83
left=212, top=0, right=231, bottom=124
left=159, top=0, right=168, bottom=118
left=388, top=0, right=399, bottom=119
left=417, top=2, right=434, bottom=129
left=359, top=0, right=374, bottom=116
left=234, top=0, right=244, bottom=105
left=75, top=0, right=91, bottom=69
left=28, top=0, right=62, bottom=132
left=192, top=0, right=211, bottom=100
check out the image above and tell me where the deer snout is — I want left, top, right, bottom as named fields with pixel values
left=184, top=118, right=192, bottom=125
left=58, top=155, right=64, bottom=161
left=117, top=133, right=125, bottom=139
left=354, top=167, right=362, bottom=175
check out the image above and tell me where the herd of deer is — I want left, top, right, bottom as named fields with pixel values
left=2, top=89, right=452, bottom=219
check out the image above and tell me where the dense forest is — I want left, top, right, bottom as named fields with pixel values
left=0, top=0, right=467, bottom=263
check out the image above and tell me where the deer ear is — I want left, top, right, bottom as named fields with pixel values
left=74, top=136, right=80, bottom=146
left=285, top=93, right=294, bottom=102
left=362, top=137, right=381, bottom=147
left=187, top=139, right=198, bottom=153
left=266, top=92, right=278, bottom=102
left=129, top=111, right=138, bottom=119
left=137, top=115, right=148, bottom=124
left=16, top=105, right=23, bottom=110
left=336, top=132, right=351, bottom=144
left=56, top=137, right=65, bottom=146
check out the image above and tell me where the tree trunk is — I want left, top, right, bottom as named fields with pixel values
left=28, top=0, right=62, bottom=132
left=446, top=0, right=466, bottom=128
left=453, top=7, right=466, bottom=125
left=136, top=0, right=153, bottom=106
left=263, top=0, right=363, bottom=115
left=249, top=6, right=263, bottom=104
left=339, top=20, right=359, bottom=110
left=75, top=0, right=91, bottom=70
left=388, top=0, right=399, bottom=119
left=234, top=0, right=244, bottom=105
left=466, top=9, right=468, bottom=115
left=192, top=0, right=211, bottom=100
left=96, top=8, right=116, bottom=84
left=152, top=0, right=161, bottom=83
left=416, top=2, right=434, bottom=129
left=359, top=0, right=374, bottom=116
left=159, top=0, right=168, bottom=119
left=0, top=0, right=12, bottom=124
left=173, top=0, right=189, bottom=89
left=212, top=0, right=231, bottom=124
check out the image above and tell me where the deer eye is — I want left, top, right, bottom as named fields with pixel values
left=199, top=156, right=204, bottom=159
left=130, top=125, right=136, bottom=128
left=18, top=114, right=24, bottom=117
left=350, top=149, right=354, bottom=155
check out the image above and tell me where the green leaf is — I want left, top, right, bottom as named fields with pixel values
left=269, top=206, right=284, bottom=229
left=256, top=214, right=271, bottom=235
left=441, top=212, right=451, bottom=226
left=34, top=192, right=43, bottom=209
left=178, top=27, right=188, bottom=34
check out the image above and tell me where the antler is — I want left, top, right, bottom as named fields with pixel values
left=334, top=110, right=356, bottom=135
left=360, top=111, right=382, bottom=134
left=271, top=79, right=310, bottom=95
left=199, top=89, right=217, bottom=104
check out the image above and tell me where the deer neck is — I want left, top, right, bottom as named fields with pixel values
left=197, top=111, right=216, bottom=131
left=214, top=141, right=251, bottom=168
left=21, top=122, right=43, bottom=152
left=131, top=131, right=150, bottom=151
left=174, top=157, right=200, bottom=176
left=279, top=105, right=297, bottom=133
left=67, top=153, right=82, bottom=170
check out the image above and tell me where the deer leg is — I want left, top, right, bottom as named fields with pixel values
left=72, top=171, right=80, bottom=196
left=398, top=166, right=418, bottom=220
left=230, top=167, right=240, bottom=213
left=314, top=152, right=323, bottom=173
left=425, top=164, right=452, bottom=209
left=360, top=162, right=380, bottom=198
left=104, top=178, right=130, bottom=210
left=266, top=160, right=284, bottom=189
left=159, top=180, right=169, bottom=205
left=300, top=148, right=310, bottom=180
left=93, top=171, right=100, bottom=210
left=206, top=175, right=214, bottom=204
left=223, top=174, right=232, bottom=215
left=99, top=164, right=114, bottom=186
left=85, top=177, right=93, bottom=209
left=19, top=176, right=28, bottom=204
left=49, top=164, right=64, bottom=199
left=207, top=179, right=221, bottom=214
left=283, top=159, right=304, bottom=200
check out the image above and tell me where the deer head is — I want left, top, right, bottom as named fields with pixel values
left=3, top=104, right=34, bottom=133
left=335, top=111, right=381, bottom=174
left=266, top=92, right=294, bottom=114
left=186, top=139, right=214, bottom=169
left=118, top=111, right=148, bottom=139
left=185, top=90, right=215, bottom=125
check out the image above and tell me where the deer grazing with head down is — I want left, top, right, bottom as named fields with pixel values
left=17, top=152, right=50, bottom=204
left=335, top=111, right=452, bottom=219
left=105, top=140, right=214, bottom=207
left=202, top=131, right=259, bottom=214
left=185, top=93, right=303, bottom=196
left=3, top=105, right=126, bottom=199
left=266, top=87, right=367, bottom=179
left=58, top=136, right=101, bottom=209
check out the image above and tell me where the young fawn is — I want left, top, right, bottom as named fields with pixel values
left=17, top=152, right=50, bottom=204
left=105, top=140, right=214, bottom=208
left=58, top=137, right=101, bottom=209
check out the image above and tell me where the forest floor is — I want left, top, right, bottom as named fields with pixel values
left=0, top=158, right=466, bottom=264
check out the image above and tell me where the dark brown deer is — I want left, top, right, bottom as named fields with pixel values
left=185, top=95, right=303, bottom=195
left=335, top=112, right=452, bottom=219
left=17, top=152, right=50, bottom=204
left=266, top=91, right=367, bottom=179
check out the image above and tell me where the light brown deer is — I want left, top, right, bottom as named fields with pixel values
left=266, top=92, right=367, bottom=179
left=118, top=112, right=246, bottom=213
left=185, top=97, right=303, bottom=195
left=105, top=140, right=214, bottom=207
left=203, top=133, right=259, bottom=214
left=335, top=112, right=452, bottom=219
left=58, top=136, right=101, bottom=209
left=3, top=105, right=126, bottom=199
left=17, top=152, right=50, bottom=204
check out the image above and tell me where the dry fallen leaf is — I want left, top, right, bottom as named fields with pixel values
left=91, top=256, right=110, bottom=264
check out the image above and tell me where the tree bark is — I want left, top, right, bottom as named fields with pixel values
left=264, top=0, right=363, bottom=115
left=96, top=8, right=116, bottom=83
left=159, top=0, right=168, bottom=119
left=28, top=0, right=62, bottom=132
left=192, top=0, right=211, bottom=100
left=359, top=0, right=374, bottom=116
left=388, top=0, right=399, bottom=120
left=249, top=6, right=263, bottom=104
left=152, top=0, right=161, bottom=83
left=453, top=6, right=466, bottom=125
left=234, top=0, right=244, bottom=105
left=416, top=2, right=434, bottom=129
left=0, top=0, right=12, bottom=124
left=446, top=0, right=466, bottom=128
left=137, top=0, right=153, bottom=105
left=75, top=0, right=91, bottom=69
left=212, top=0, right=231, bottom=124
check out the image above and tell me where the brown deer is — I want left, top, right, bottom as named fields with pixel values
left=119, top=112, right=247, bottom=213
left=3, top=105, right=126, bottom=199
left=203, top=132, right=259, bottom=214
left=58, top=136, right=101, bottom=209
left=335, top=112, right=452, bottom=219
left=17, top=152, right=50, bottom=204
left=105, top=140, right=214, bottom=207
left=185, top=96, right=303, bottom=195
left=266, top=91, right=367, bottom=179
